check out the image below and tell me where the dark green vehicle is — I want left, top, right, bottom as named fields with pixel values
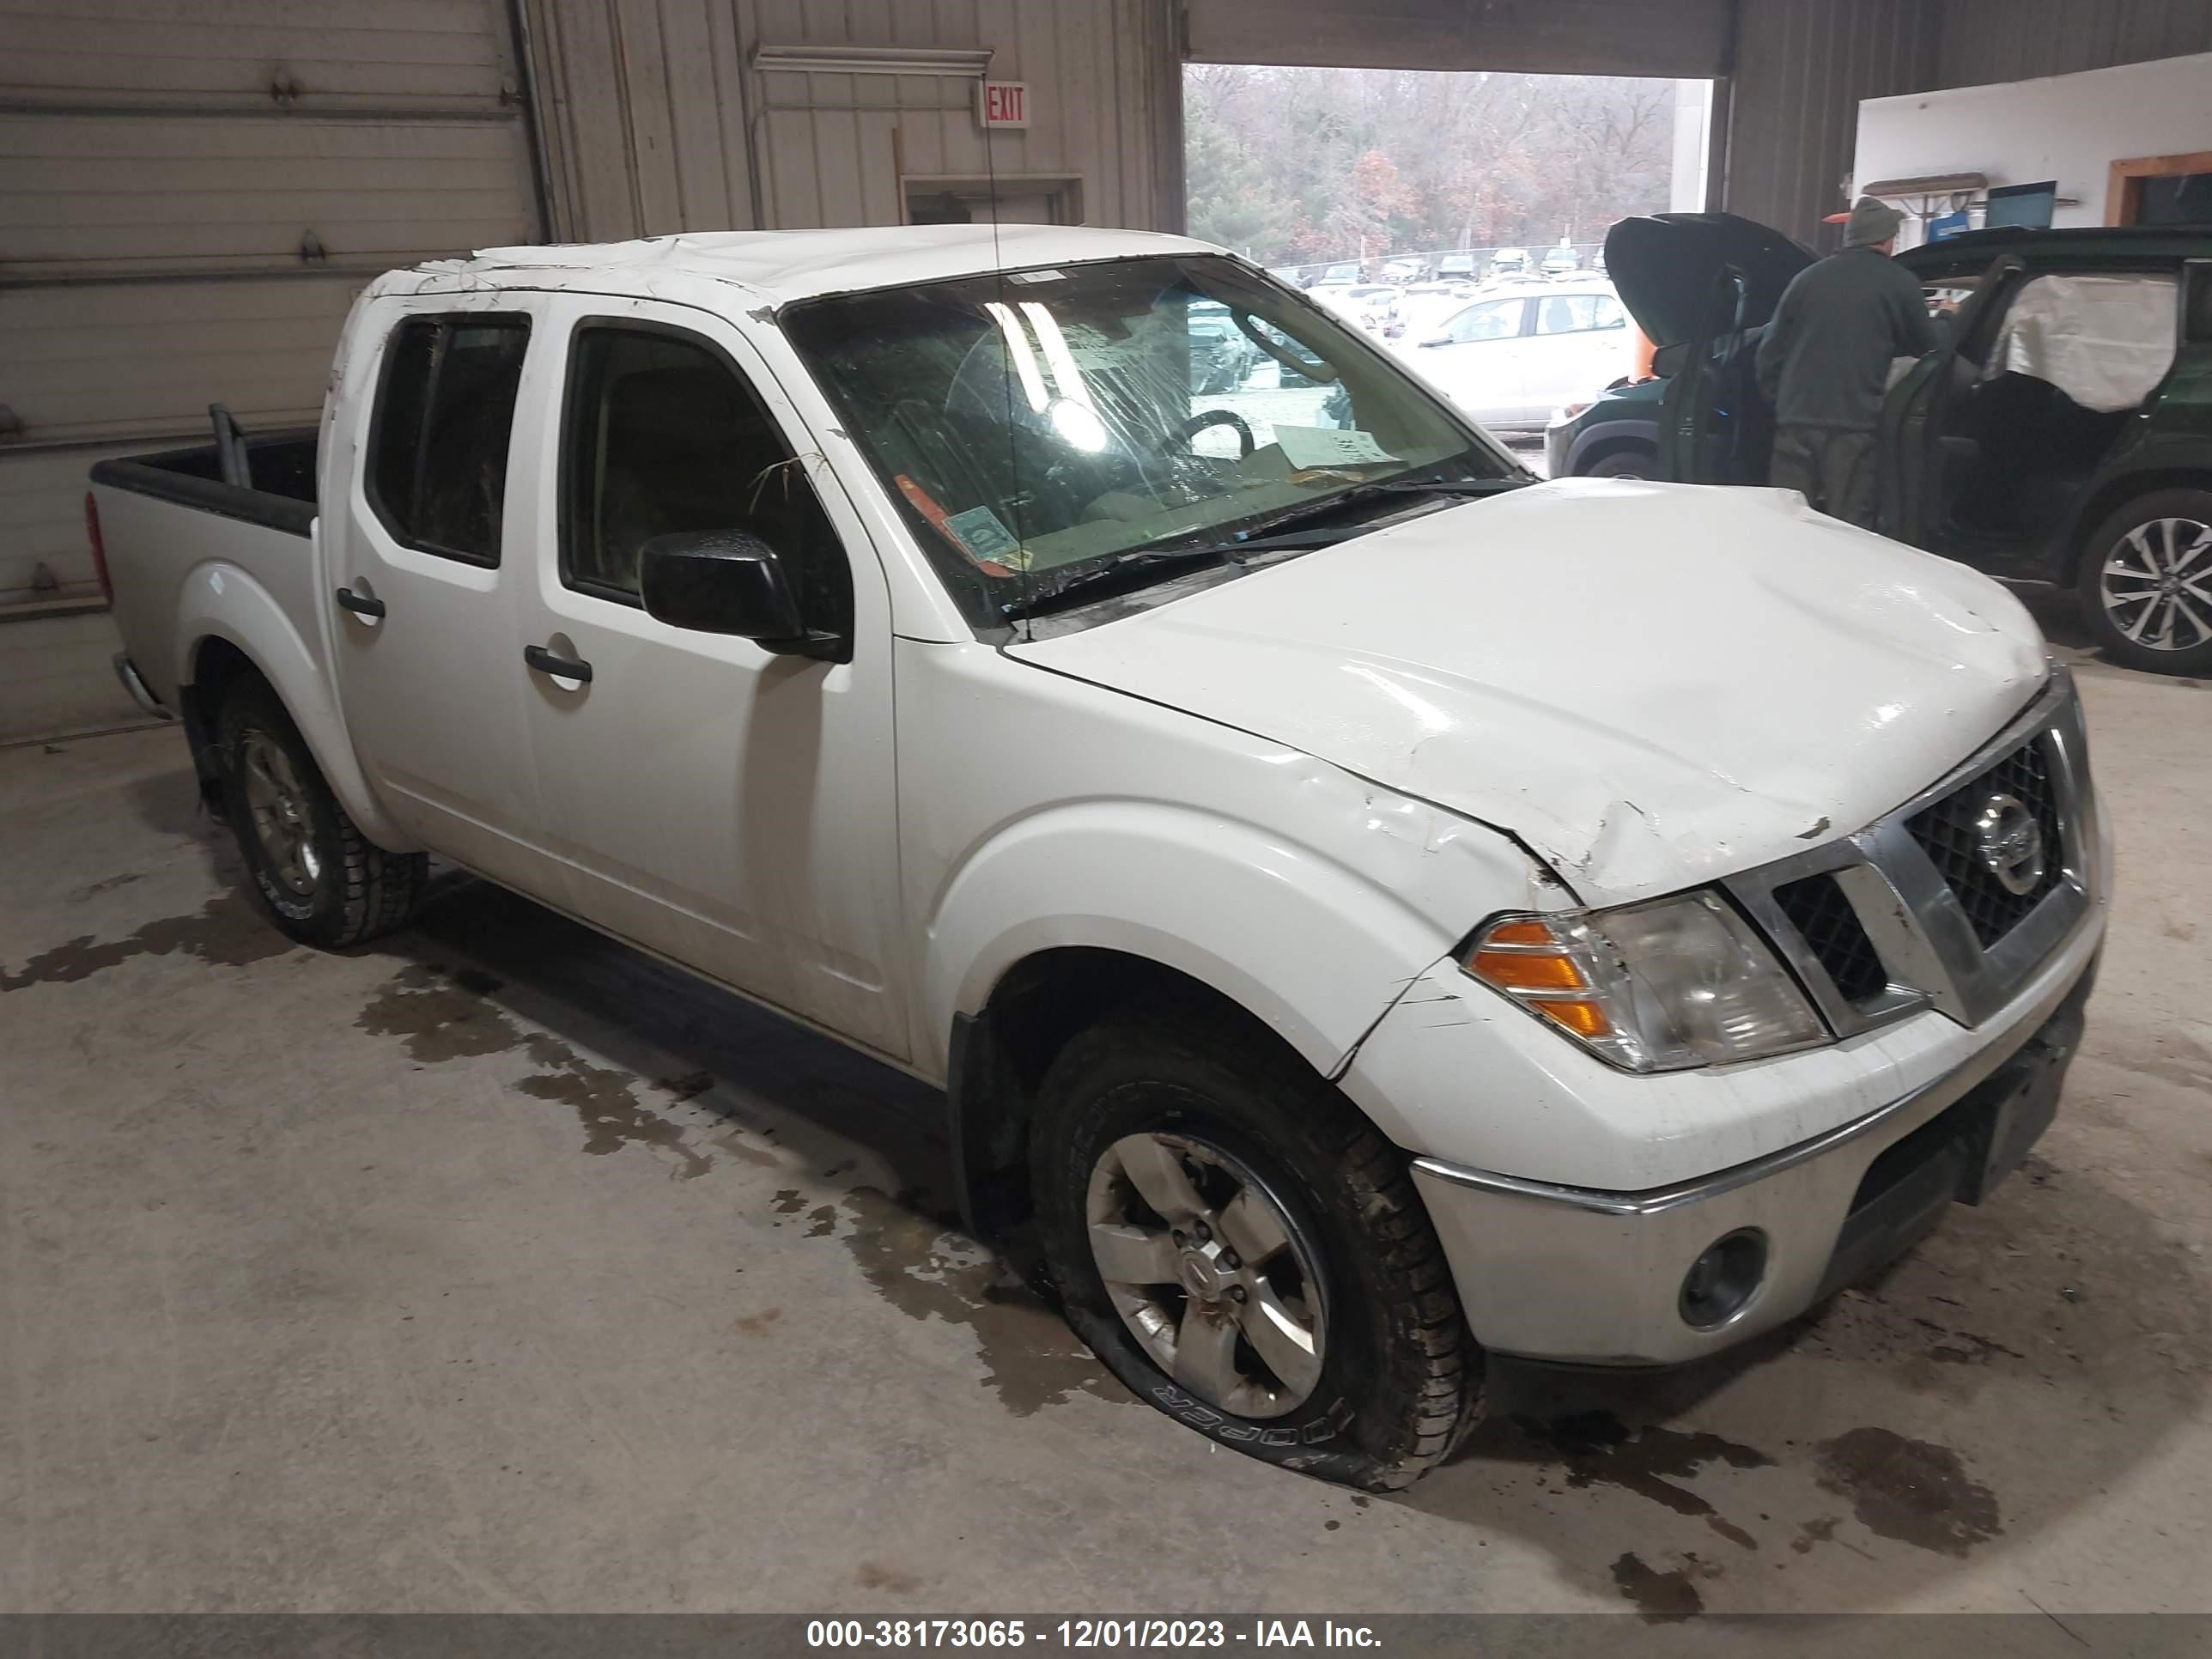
left=1547, top=212, right=2212, bottom=676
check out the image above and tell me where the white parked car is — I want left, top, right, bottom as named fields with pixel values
left=1310, top=281, right=1404, bottom=337
left=1488, top=246, right=1531, bottom=281
left=1541, top=243, right=1582, bottom=277
left=1404, top=282, right=1635, bottom=432
left=93, top=224, right=2106, bottom=1492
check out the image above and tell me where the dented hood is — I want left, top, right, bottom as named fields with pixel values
left=1009, top=480, right=2049, bottom=907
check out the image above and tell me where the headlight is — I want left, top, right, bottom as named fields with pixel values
left=1461, top=892, right=1829, bottom=1073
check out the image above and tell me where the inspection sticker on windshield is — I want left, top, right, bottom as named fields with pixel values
left=1273, top=425, right=1399, bottom=470
left=1006, top=269, right=1065, bottom=284
left=944, top=505, right=1031, bottom=570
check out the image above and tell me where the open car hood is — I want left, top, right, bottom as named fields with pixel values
left=1009, top=480, right=2048, bottom=908
left=1603, top=212, right=1814, bottom=349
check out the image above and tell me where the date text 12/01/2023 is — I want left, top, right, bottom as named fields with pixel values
left=805, top=1620, right=1382, bottom=1649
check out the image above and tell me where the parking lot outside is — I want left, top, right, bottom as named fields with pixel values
left=3, top=605, right=2206, bottom=1617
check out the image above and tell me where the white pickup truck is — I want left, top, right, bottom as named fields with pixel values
left=93, top=224, right=2108, bottom=1490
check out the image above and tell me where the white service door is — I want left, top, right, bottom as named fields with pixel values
left=1413, top=296, right=1532, bottom=428
left=328, top=299, right=556, bottom=896
left=501, top=299, right=908, bottom=1059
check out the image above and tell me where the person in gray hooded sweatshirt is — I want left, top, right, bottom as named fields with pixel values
left=1754, top=195, right=1941, bottom=529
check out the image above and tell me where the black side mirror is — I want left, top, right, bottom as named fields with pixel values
left=638, top=530, right=842, bottom=659
left=1652, top=341, right=1688, bottom=377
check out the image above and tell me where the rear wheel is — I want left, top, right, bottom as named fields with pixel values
left=2077, top=488, right=2212, bottom=675
left=1030, top=1011, right=1482, bottom=1490
left=216, top=677, right=425, bottom=948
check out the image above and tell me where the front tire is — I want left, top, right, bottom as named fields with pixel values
left=216, top=677, right=425, bottom=948
left=1030, top=1012, right=1482, bottom=1490
left=2076, top=488, right=2212, bottom=675
left=1582, top=444, right=1655, bottom=480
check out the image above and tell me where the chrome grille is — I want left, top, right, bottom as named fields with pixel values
left=1726, top=672, right=2100, bottom=1034
left=1905, top=736, right=2063, bottom=946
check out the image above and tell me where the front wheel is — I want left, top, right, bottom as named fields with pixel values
left=216, top=676, right=426, bottom=948
left=2077, top=488, right=2212, bottom=675
left=1030, top=1012, right=1482, bottom=1489
left=1583, top=445, right=1656, bottom=480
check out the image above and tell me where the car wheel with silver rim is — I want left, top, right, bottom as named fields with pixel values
left=216, top=674, right=426, bottom=948
left=2079, top=489, right=2212, bottom=677
left=1031, top=1007, right=1484, bottom=1490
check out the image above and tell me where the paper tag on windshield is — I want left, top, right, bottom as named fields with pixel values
left=943, top=505, right=1031, bottom=570
left=1273, top=425, right=1399, bottom=471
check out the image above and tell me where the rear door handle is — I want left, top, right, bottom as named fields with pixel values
left=523, top=643, right=593, bottom=683
left=335, top=586, right=386, bottom=618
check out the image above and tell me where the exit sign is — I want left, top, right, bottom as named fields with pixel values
left=976, top=81, right=1029, bottom=129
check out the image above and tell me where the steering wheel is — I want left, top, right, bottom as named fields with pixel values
left=1166, top=409, right=1255, bottom=459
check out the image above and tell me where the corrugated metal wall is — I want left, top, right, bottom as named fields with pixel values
left=1936, top=0, right=2212, bottom=88
left=1723, top=0, right=1941, bottom=246
left=523, top=0, right=1181, bottom=244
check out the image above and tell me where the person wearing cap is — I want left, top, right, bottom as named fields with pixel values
left=1754, top=195, right=1941, bottom=529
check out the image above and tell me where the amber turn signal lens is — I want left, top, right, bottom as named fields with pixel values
left=1532, top=998, right=1612, bottom=1038
left=1483, top=919, right=1556, bottom=947
left=1468, top=950, right=1587, bottom=992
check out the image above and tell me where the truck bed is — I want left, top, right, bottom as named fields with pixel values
left=88, top=429, right=319, bottom=538
left=90, top=427, right=327, bottom=720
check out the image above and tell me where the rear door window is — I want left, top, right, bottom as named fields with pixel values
left=367, top=314, right=531, bottom=565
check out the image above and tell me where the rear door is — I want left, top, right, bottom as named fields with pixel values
left=1877, top=256, right=2027, bottom=546
left=503, top=297, right=908, bottom=1058
left=1411, top=296, right=1532, bottom=426
left=328, top=296, right=556, bottom=895
left=1527, top=291, right=1632, bottom=419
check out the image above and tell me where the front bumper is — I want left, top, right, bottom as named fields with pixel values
left=1409, top=933, right=2098, bottom=1365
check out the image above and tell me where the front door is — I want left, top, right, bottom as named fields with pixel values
left=1413, top=295, right=1532, bottom=427
left=1659, top=266, right=1753, bottom=483
left=328, top=300, right=554, bottom=894
left=1877, top=255, right=2026, bottom=546
left=503, top=300, right=907, bottom=1058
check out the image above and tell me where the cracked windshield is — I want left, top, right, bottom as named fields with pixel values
left=781, top=254, right=1510, bottom=626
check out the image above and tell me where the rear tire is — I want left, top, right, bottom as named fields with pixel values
left=1030, top=1010, right=1483, bottom=1490
left=2076, top=488, right=2212, bottom=676
left=216, top=676, right=425, bottom=948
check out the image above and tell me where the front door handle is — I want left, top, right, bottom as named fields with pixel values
left=523, top=643, right=593, bottom=683
left=335, top=586, right=386, bottom=618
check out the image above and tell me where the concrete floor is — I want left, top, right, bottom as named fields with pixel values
left=2, top=608, right=2208, bottom=1619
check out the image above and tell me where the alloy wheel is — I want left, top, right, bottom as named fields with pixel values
left=1085, top=1131, right=1327, bottom=1419
left=2100, top=517, right=2212, bottom=652
left=240, top=732, right=321, bottom=897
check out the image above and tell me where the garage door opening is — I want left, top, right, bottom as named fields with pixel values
left=1185, top=64, right=1712, bottom=282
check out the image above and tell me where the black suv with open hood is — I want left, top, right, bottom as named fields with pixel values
left=1547, top=211, right=2212, bottom=676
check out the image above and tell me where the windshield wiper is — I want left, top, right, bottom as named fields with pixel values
left=1001, top=477, right=1528, bottom=623
left=1001, top=527, right=1363, bottom=622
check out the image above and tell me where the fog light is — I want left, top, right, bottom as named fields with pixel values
left=1679, top=1229, right=1768, bottom=1329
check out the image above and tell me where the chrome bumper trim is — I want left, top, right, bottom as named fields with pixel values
left=1412, top=902, right=2100, bottom=1221
left=112, top=653, right=173, bottom=720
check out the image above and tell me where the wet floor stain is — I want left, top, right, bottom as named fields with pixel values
left=1515, top=1410, right=1772, bottom=1550
left=819, top=1185, right=1126, bottom=1418
left=731, top=1308, right=783, bottom=1335
left=1609, top=1551, right=1705, bottom=1621
left=1812, top=1427, right=2002, bottom=1557
left=68, top=871, right=145, bottom=903
left=1790, top=1516, right=1841, bottom=1554
left=517, top=1032, right=711, bottom=1179
left=854, top=1561, right=922, bottom=1594
left=354, top=962, right=710, bottom=1176
left=356, top=964, right=523, bottom=1061
left=1, top=888, right=294, bottom=992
